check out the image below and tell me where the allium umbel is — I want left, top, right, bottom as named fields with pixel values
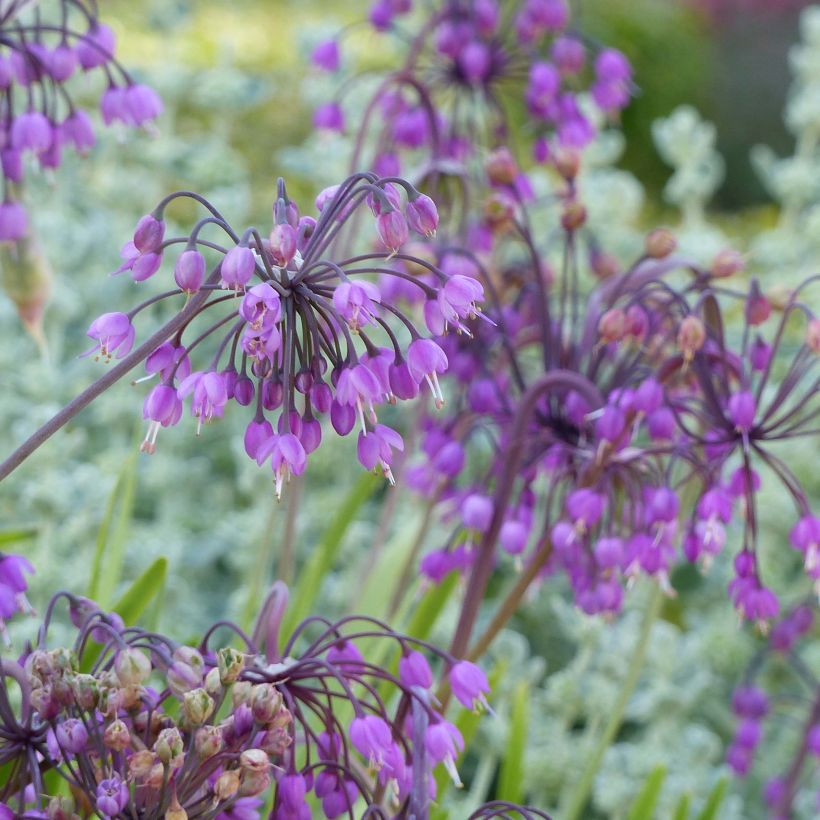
left=82, top=175, right=480, bottom=496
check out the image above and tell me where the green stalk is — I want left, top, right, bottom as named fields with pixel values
left=561, top=582, right=664, bottom=820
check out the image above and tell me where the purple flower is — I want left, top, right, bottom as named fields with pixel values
left=124, top=83, right=164, bottom=126
left=55, top=718, right=89, bottom=754
left=96, top=775, right=129, bottom=817
left=357, top=424, right=404, bottom=484
left=426, top=720, right=464, bottom=786
left=174, top=249, right=207, bottom=293
left=11, top=111, right=52, bottom=153
left=77, top=23, right=116, bottom=69
left=221, top=244, right=256, bottom=288
left=407, top=338, right=448, bottom=408
left=314, top=101, right=345, bottom=132
left=0, top=201, right=28, bottom=242
left=256, top=433, right=307, bottom=498
left=333, top=280, right=381, bottom=330
left=376, top=209, right=409, bottom=254
left=449, top=661, right=490, bottom=711
left=406, top=194, right=439, bottom=237
left=398, top=650, right=433, bottom=689
left=85, top=312, right=136, bottom=360
left=61, top=110, right=96, bottom=154
left=312, top=39, right=340, bottom=72
left=349, top=714, right=393, bottom=770
left=141, top=384, right=183, bottom=454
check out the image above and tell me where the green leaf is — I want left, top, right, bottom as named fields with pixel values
left=498, top=680, right=530, bottom=804
left=626, top=766, right=667, bottom=820
left=673, top=793, right=691, bottom=820
left=88, top=450, right=139, bottom=606
left=0, top=527, right=37, bottom=546
left=111, top=557, right=168, bottom=625
left=282, top=472, right=378, bottom=637
left=695, top=777, right=727, bottom=820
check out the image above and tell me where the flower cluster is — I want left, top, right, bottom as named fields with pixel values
left=0, top=581, right=493, bottom=818
left=313, top=0, right=632, bottom=180
left=727, top=601, right=819, bottom=818
left=0, top=0, right=162, bottom=241
left=85, top=174, right=485, bottom=496
left=0, top=551, right=33, bottom=641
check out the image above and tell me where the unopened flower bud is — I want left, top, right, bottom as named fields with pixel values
left=240, top=748, right=271, bottom=772
left=677, top=316, right=706, bottom=361
left=165, top=795, right=187, bottom=820
left=129, top=750, right=156, bottom=780
left=269, top=223, right=298, bottom=267
left=31, top=685, right=60, bottom=720
left=69, top=673, right=98, bottom=709
left=269, top=706, right=294, bottom=730
left=195, top=725, right=224, bottom=758
left=115, top=647, right=152, bottom=687
left=598, top=308, right=627, bottom=343
left=745, top=282, right=770, bottom=326
left=49, top=647, right=78, bottom=674
left=174, top=249, right=206, bottom=294
left=183, top=687, right=215, bottom=726
left=167, top=661, right=201, bottom=698
left=232, top=680, right=252, bottom=707
left=205, top=666, right=222, bottom=695
left=218, top=647, right=246, bottom=684
left=645, top=228, right=676, bottom=259
left=239, top=769, right=272, bottom=797
left=590, top=250, right=619, bottom=279
left=553, top=147, right=580, bottom=180
left=561, top=201, right=586, bottom=232
left=258, top=725, right=292, bottom=755
left=406, top=194, right=439, bottom=237
left=807, top=318, right=820, bottom=354
left=103, top=719, right=131, bottom=752
left=485, top=147, right=518, bottom=186
left=154, top=727, right=184, bottom=767
left=483, top=192, right=515, bottom=229
left=47, top=795, right=77, bottom=820
left=376, top=210, right=409, bottom=253
left=711, top=248, right=744, bottom=278
left=251, top=683, right=283, bottom=723
left=214, top=770, right=241, bottom=802
left=765, top=284, right=794, bottom=311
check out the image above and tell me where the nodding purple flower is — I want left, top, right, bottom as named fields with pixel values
left=314, top=101, right=345, bottom=132
left=449, top=661, right=491, bottom=712
left=727, top=390, right=756, bottom=432
left=312, top=39, right=340, bottom=72
left=61, top=110, right=96, bottom=153
left=0, top=553, right=34, bottom=640
left=11, top=111, right=52, bottom=153
left=426, top=720, right=465, bottom=786
left=174, top=249, right=207, bottom=293
left=141, top=384, right=183, bottom=454
left=333, top=280, right=381, bottom=330
left=55, top=718, right=89, bottom=755
left=349, top=714, right=393, bottom=770
left=399, top=650, right=434, bottom=689
left=256, top=433, right=307, bottom=498
left=357, top=424, right=404, bottom=484
left=376, top=209, right=409, bottom=254
left=406, top=194, right=439, bottom=237
left=124, top=83, right=163, bottom=126
left=0, top=200, right=28, bottom=242
left=84, top=312, right=135, bottom=361
left=77, top=22, right=116, bottom=69
left=221, top=244, right=256, bottom=289
left=407, top=338, right=448, bottom=408
left=96, top=775, right=129, bottom=817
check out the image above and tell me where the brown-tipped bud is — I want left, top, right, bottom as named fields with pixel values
left=119, top=684, right=143, bottom=711
left=645, top=228, right=677, bottom=259
left=97, top=686, right=124, bottom=717
left=483, top=192, right=516, bottom=230
left=745, top=282, right=770, bottom=326
left=239, top=769, right=272, bottom=797
left=103, top=719, right=131, bottom=752
left=251, top=683, right=283, bottom=723
left=30, top=685, right=60, bottom=720
left=182, top=687, right=215, bottom=726
left=590, top=251, right=620, bottom=279
left=553, top=147, right=580, bottom=180
left=765, top=284, right=794, bottom=311
left=807, top=318, right=820, bottom=354
left=561, top=201, right=587, bottom=232
left=165, top=792, right=188, bottom=820
left=677, top=316, right=706, bottom=360
left=485, top=147, right=518, bottom=186
left=195, top=725, right=224, bottom=758
left=218, top=648, right=246, bottom=685
left=710, top=248, right=744, bottom=278
left=214, top=770, right=241, bottom=802
left=49, top=647, right=78, bottom=674
left=47, top=795, right=78, bottom=820
left=68, top=674, right=99, bottom=710
left=154, top=727, right=184, bottom=768
left=129, top=750, right=156, bottom=780
left=258, top=725, right=292, bottom=756
left=598, top=308, right=628, bottom=343
left=269, top=706, right=294, bottom=730
left=115, top=648, right=152, bottom=687
left=25, top=649, right=55, bottom=682
left=0, top=235, right=53, bottom=350
left=232, top=680, right=253, bottom=708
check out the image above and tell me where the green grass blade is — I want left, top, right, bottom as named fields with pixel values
left=498, top=680, right=530, bottom=804
left=673, top=793, right=691, bottom=820
left=695, top=777, right=727, bottom=820
left=87, top=450, right=139, bottom=606
left=626, top=766, right=667, bottom=820
left=282, top=472, right=378, bottom=637
left=0, top=527, right=37, bottom=546
left=112, top=557, right=168, bottom=625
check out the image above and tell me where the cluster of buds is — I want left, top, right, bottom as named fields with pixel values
left=312, top=0, right=632, bottom=182
left=0, top=582, right=493, bottom=818
left=84, top=174, right=485, bottom=497
left=0, top=0, right=161, bottom=241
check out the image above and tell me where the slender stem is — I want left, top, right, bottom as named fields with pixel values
left=448, top=371, right=604, bottom=662
left=279, top=471, right=304, bottom=586
left=0, top=284, right=214, bottom=483
left=560, top=583, right=663, bottom=820
left=467, top=536, right=554, bottom=662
